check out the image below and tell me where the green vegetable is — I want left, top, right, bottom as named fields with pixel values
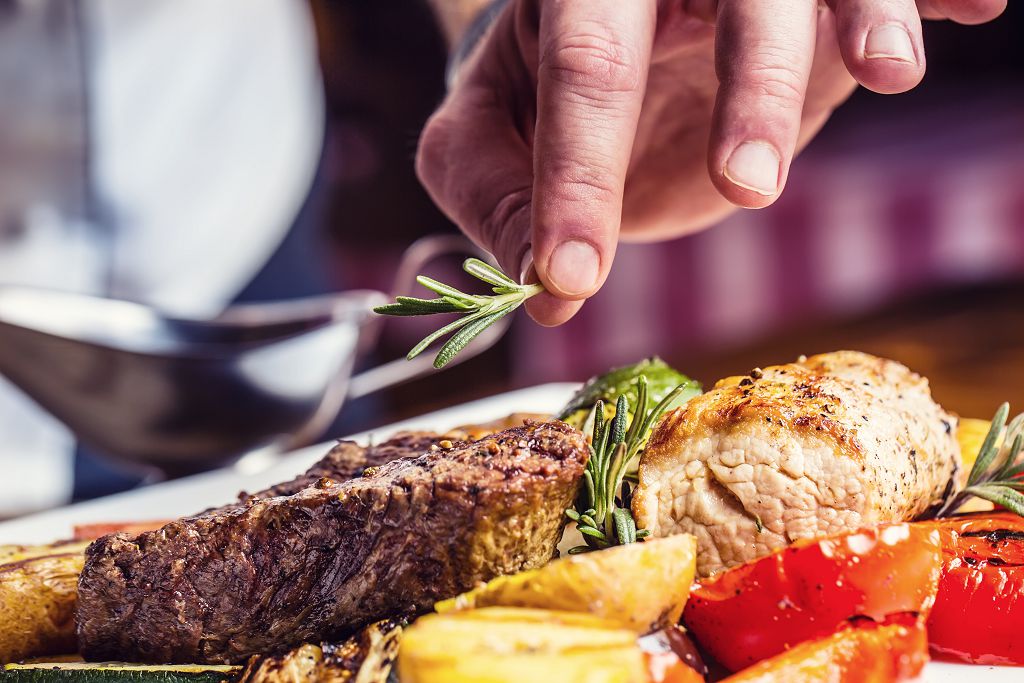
left=557, top=358, right=700, bottom=429
left=565, top=376, right=692, bottom=554
left=373, top=259, right=543, bottom=369
left=0, top=663, right=241, bottom=683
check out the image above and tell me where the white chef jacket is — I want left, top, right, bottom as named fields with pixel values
left=0, top=0, right=325, bottom=515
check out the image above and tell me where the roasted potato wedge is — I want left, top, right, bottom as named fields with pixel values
left=398, top=607, right=648, bottom=683
left=0, top=541, right=89, bottom=663
left=436, top=534, right=696, bottom=633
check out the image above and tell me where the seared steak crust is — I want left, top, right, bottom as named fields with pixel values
left=253, top=432, right=444, bottom=500
left=634, top=351, right=961, bottom=577
left=76, top=422, right=587, bottom=664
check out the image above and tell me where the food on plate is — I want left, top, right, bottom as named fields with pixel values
left=633, top=350, right=961, bottom=576
left=444, top=413, right=550, bottom=442
left=70, top=522, right=170, bottom=543
left=957, top=417, right=991, bottom=472
left=1, top=662, right=244, bottom=683
left=682, top=522, right=942, bottom=671
left=923, top=513, right=1024, bottom=665
left=7, top=620, right=401, bottom=683
left=437, top=534, right=697, bottom=633
left=76, top=422, right=589, bottom=664
left=248, top=431, right=446, bottom=499
left=720, top=620, right=928, bottom=683
left=7, top=348, right=1024, bottom=678
left=930, top=402, right=1024, bottom=517
left=557, top=358, right=701, bottom=430
left=236, top=619, right=401, bottom=683
left=638, top=626, right=708, bottom=682
left=0, top=541, right=90, bottom=664
left=565, top=377, right=691, bottom=552
left=397, top=607, right=654, bottom=683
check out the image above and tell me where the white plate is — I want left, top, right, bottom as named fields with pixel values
left=0, top=382, right=1014, bottom=680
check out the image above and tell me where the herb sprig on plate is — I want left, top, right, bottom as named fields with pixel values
left=373, top=258, right=543, bottom=369
left=565, top=376, right=690, bottom=554
left=937, top=403, right=1024, bottom=517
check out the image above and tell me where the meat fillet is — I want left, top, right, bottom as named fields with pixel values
left=633, top=351, right=960, bottom=577
left=76, top=422, right=587, bottom=663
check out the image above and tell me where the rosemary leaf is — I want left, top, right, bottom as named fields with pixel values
left=433, top=307, right=511, bottom=368
left=462, top=258, right=518, bottom=288
left=967, top=402, right=1009, bottom=486
left=376, top=259, right=544, bottom=367
left=579, top=526, right=610, bottom=541
left=406, top=310, right=484, bottom=361
left=566, top=374, right=699, bottom=553
left=610, top=395, right=629, bottom=444
left=613, top=508, right=636, bottom=544
left=372, top=303, right=445, bottom=317
left=414, top=275, right=475, bottom=302
left=996, top=433, right=1024, bottom=481
left=965, top=484, right=1024, bottom=517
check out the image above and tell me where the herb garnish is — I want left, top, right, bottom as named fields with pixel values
left=937, top=403, right=1024, bottom=517
left=565, top=376, right=690, bottom=554
left=373, top=258, right=543, bottom=368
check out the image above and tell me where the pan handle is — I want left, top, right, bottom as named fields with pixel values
left=344, top=234, right=510, bottom=400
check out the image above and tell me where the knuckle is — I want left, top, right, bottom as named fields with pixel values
left=542, top=29, right=643, bottom=96
left=555, top=176, right=620, bottom=208
left=744, top=62, right=806, bottom=112
left=544, top=157, right=620, bottom=207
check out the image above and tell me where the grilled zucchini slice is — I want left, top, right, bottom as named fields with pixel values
left=1, top=662, right=241, bottom=683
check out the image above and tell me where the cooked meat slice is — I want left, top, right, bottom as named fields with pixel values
left=633, top=351, right=960, bottom=577
left=253, top=432, right=446, bottom=499
left=76, top=421, right=588, bottom=664
left=444, top=414, right=551, bottom=442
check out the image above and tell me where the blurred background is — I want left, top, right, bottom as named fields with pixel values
left=326, top=3, right=1024, bottom=417
left=0, top=1, right=1021, bottom=516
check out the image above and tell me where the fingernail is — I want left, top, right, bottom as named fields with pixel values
left=520, top=247, right=535, bottom=285
left=724, top=141, right=780, bottom=196
left=864, top=24, right=916, bottom=64
left=547, top=239, right=600, bottom=296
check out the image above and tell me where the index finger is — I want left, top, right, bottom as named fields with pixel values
left=530, top=0, right=656, bottom=305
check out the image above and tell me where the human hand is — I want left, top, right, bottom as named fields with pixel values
left=417, top=0, right=1006, bottom=325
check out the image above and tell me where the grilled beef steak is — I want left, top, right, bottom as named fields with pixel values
left=76, top=422, right=587, bottom=664
left=252, top=432, right=444, bottom=500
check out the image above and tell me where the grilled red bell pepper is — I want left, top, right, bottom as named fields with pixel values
left=722, top=619, right=927, bottom=683
left=923, top=512, right=1024, bottom=665
left=683, top=523, right=942, bottom=671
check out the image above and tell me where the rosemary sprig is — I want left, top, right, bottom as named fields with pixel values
left=373, top=258, right=543, bottom=369
left=937, top=402, right=1024, bottom=518
left=565, top=376, right=690, bottom=554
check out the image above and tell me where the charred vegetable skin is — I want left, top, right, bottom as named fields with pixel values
left=682, top=523, right=941, bottom=672
left=237, top=619, right=401, bottom=683
left=925, top=513, right=1024, bottom=665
